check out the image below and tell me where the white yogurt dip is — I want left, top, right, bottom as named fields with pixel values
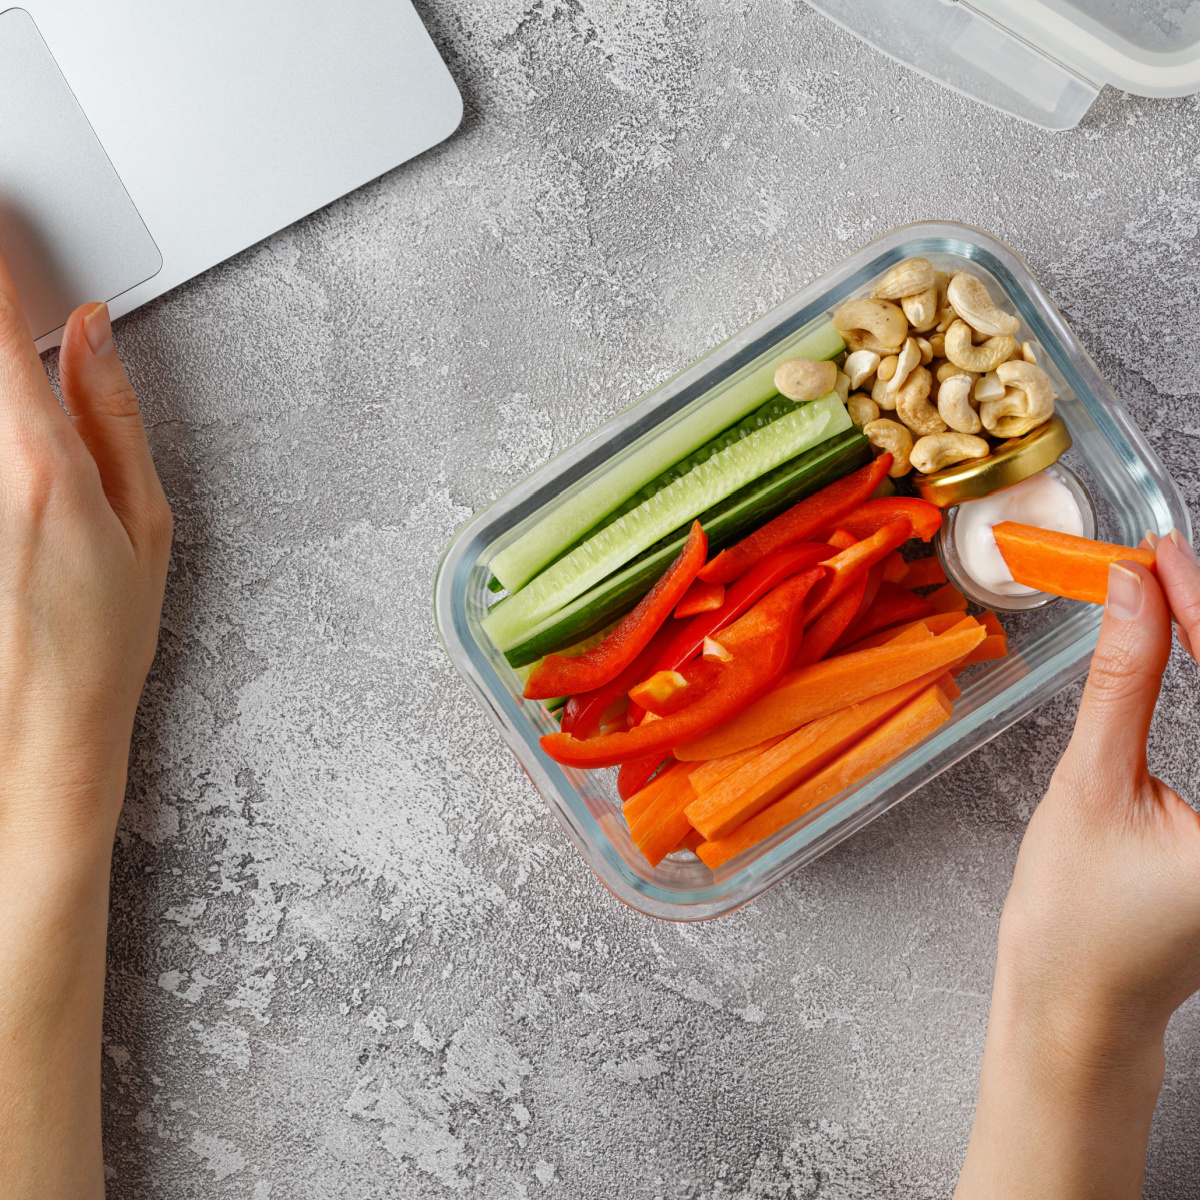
left=953, top=469, right=1084, bottom=597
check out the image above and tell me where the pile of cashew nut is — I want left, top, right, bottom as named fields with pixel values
left=774, top=258, right=1058, bottom=478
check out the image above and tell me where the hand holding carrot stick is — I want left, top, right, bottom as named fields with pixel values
left=956, top=531, right=1200, bottom=1199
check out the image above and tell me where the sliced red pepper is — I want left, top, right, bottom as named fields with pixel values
left=617, top=754, right=671, bottom=801
left=791, top=570, right=868, bottom=667
left=804, top=519, right=912, bottom=624
left=647, top=542, right=827, bottom=679
left=857, top=560, right=886, bottom=623
left=698, top=455, right=893, bottom=584
left=826, top=528, right=857, bottom=551
left=559, top=624, right=676, bottom=741
left=822, top=497, right=942, bottom=543
left=882, top=550, right=909, bottom=584
left=539, top=571, right=816, bottom=768
left=524, top=522, right=707, bottom=700
left=630, top=656, right=724, bottom=717
left=674, top=578, right=725, bottom=619
left=832, top=581, right=935, bottom=651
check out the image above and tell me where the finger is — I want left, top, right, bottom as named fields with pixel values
left=1153, top=528, right=1200, bottom=665
left=0, top=247, right=72, bottom=442
left=1067, top=561, right=1172, bottom=787
left=57, top=302, right=170, bottom=551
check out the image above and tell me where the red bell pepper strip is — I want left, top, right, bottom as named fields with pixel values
left=857, top=560, right=886, bottom=623
left=698, top=454, right=892, bottom=584
left=882, top=550, right=908, bottom=584
left=630, top=656, right=724, bottom=717
left=804, top=520, right=912, bottom=624
left=791, top=570, right=867, bottom=667
left=674, top=578, right=725, bottom=619
left=617, top=754, right=671, bottom=801
left=821, top=497, right=942, bottom=544
left=825, top=528, right=857, bottom=552
left=524, top=522, right=707, bottom=700
left=559, top=624, right=676, bottom=740
left=647, top=542, right=827, bottom=680
left=832, top=581, right=935, bottom=652
left=539, top=572, right=816, bottom=768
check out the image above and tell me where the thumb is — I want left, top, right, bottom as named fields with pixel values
left=1065, top=561, right=1172, bottom=789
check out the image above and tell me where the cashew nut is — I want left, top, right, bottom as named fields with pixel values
left=937, top=375, right=983, bottom=434
left=877, top=355, right=898, bottom=383
left=947, top=273, right=1020, bottom=338
left=871, top=257, right=934, bottom=301
left=980, top=392, right=1049, bottom=439
left=901, top=286, right=939, bottom=332
left=910, top=432, right=990, bottom=475
left=895, top=366, right=946, bottom=437
left=944, top=320, right=1017, bottom=374
left=843, top=349, right=880, bottom=391
left=847, top=393, right=879, bottom=428
left=1022, top=341, right=1038, bottom=364
left=864, top=419, right=913, bottom=477
left=915, top=337, right=934, bottom=365
left=979, top=363, right=1055, bottom=438
left=775, top=357, right=838, bottom=402
left=871, top=373, right=897, bottom=411
left=886, top=337, right=922, bottom=395
left=833, top=298, right=908, bottom=351
left=926, top=332, right=946, bottom=358
left=936, top=359, right=979, bottom=388
left=935, top=305, right=957, bottom=334
left=974, top=371, right=1005, bottom=402
left=834, top=371, right=851, bottom=403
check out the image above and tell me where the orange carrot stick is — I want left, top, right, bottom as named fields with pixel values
left=686, top=735, right=787, bottom=795
left=952, top=634, right=1009, bottom=673
left=993, top=522, right=1157, bottom=605
left=927, top=581, right=968, bottom=613
left=623, top=760, right=691, bottom=827
left=685, top=666, right=955, bottom=841
left=630, top=770, right=699, bottom=867
left=902, top=557, right=946, bottom=589
left=672, top=827, right=706, bottom=854
left=674, top=624, right=983, bottom=760
left=696, top=686, right=954, bottom=869
left=836, top=610, right=969, bottom=654
left=980, top=610, right=1006, bottom=640
left=882, top=550, right=909, bottom=584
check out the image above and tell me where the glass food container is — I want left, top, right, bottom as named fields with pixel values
left=434, top=221, right=1189, bottom=922
left=804, top=0, right=1200, bottom=130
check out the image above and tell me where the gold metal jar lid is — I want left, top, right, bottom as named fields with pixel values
left=912, top=414, right=1073, bottom=509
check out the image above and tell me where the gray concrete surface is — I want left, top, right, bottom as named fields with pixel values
left=83, top=2, right=1200, bottom=1195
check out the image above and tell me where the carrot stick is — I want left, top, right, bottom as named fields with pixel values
left=937, top=671, right=962, bottom=702
left=882, top=551, right=909, bottom=584
left=836, top=610, right=968, bottom=654
left=980, top=610, right=1007, bottom=640
left=673, top=827, right=706, bottom=854
left=903, top=557, right=946, bottom=589
left=993, top=522, right=1157, bottom=605
left=630, top=770, right=700, bottom=867
left=623, top=760, right=691, bottom=827
left=927, top=582, right=968, bottom=613
left=685, top=666, right=955, bottom=841
left=952, top=634, right=1009, bottom=673
left=674, top=624, right=984, bottom=760
left=686, top=735, right=787, bottom=795
left=833, top=582, right=934, bottom=650
left=696, top=686, right=954, bottom=869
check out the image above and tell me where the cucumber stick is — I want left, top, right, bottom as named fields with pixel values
left=483, top=392, right=852, bottom=650
left=503, top=429, right=870, bottom=668
left=488, top=319, right=845, bottom=593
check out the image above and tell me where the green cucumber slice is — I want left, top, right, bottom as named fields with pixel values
left=501, top=429, right=870, bottom=668
left=488, top=320, right=845, bottom=593
left=483, top=393, right=851, bottom=650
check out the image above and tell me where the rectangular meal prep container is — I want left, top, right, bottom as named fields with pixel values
left=434, top=221, right=1189, bottom=922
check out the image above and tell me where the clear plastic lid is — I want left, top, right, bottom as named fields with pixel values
left=807, top=0, right=1200, bottom=129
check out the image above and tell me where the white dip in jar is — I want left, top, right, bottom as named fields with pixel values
left=953, top=469, right=1084, bottom=597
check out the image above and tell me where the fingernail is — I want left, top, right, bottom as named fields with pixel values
left=1145, top=530, right=1161, bottom=549
left=1107, top=564, right=1144, bottom=621
left=84, top=302, right=113, bottom=357
left=1169, top=528, right=1199, bottom=565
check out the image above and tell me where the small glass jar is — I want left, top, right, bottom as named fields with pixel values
left=935, top=462, right=1098, bottom=612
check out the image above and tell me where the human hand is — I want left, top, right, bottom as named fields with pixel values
left=956, top=530, right=1200, bottom=1199
left=0, top=249, right=171, bottom=1199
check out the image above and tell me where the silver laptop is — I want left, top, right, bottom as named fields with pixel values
left=0, top=2, right=462, bottom=351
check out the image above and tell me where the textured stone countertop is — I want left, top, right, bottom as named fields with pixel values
left=92, top=3, right=1200, bottom=1196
